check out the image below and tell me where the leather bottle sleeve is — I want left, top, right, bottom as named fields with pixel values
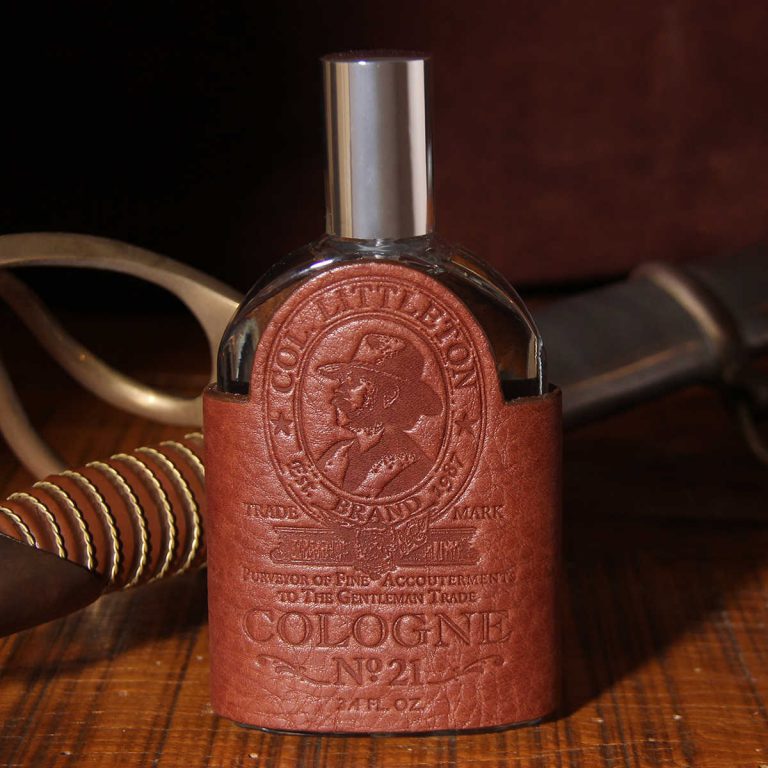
left=203, top=262, right=561, bottom=733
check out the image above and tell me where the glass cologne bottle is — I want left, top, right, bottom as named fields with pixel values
left=204, top=52, right=560, bottom=735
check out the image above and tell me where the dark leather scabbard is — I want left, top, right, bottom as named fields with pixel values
left=534, top=246, right=768, bottom=427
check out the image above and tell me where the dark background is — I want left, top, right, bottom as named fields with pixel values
left=2, top=0, right=767, bottom=295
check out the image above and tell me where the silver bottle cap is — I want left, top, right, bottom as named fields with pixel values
left=322, top=51, right=433, bottom=240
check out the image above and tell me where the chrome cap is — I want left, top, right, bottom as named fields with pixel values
left=322, top=51, right=433, bottom=240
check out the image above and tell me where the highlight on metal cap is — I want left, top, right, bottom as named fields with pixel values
left=322, top=51, right=434, bottom=241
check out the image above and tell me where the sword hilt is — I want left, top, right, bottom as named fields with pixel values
left=0, top=432, right=205, bottom=635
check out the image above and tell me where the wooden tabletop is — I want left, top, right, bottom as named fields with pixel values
left=0, top=313, right=766, bottom=767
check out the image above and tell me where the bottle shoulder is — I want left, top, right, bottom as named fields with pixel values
left=218, top=234, right=545, bottom=397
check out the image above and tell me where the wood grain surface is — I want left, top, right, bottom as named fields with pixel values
left=0, top=314, right=766, bottom=767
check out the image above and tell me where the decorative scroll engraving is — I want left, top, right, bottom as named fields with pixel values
left=426, top=655, right=505, bottom=684
left=254, top=653, right=505, bottom=687
left=270, top=524, right=479, bottom=577
left=255, top=655, right=334, bottom=685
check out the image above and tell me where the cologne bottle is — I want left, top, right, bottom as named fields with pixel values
left=204, top=52, right=560, bottom=734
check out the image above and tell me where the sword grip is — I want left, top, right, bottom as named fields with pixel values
left=0, top=433, right=205, bottom=591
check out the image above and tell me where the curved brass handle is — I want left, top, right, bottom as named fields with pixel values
left=0, top=233, right=242, bottom=477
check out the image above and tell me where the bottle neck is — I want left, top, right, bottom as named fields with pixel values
left=315, top=232, right=440, bottom=263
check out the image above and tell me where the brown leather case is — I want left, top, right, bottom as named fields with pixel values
left=203, top=262, right=561, bottom=733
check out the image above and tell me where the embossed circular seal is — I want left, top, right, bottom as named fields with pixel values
left=261, top=263, right=485, bottom=572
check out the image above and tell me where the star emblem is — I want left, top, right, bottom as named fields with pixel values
left=270, top=411, right=293, bottom=436
left=454, top=411, right=477, bottom=437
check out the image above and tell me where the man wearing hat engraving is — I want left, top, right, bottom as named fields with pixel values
left=316, top=333, right=443, bottom=498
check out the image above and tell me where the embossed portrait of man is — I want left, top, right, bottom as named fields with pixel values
left=316, top=333, right=443, bottom=498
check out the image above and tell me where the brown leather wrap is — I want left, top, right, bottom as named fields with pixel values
left=204, top=262, right=561, bottom=733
